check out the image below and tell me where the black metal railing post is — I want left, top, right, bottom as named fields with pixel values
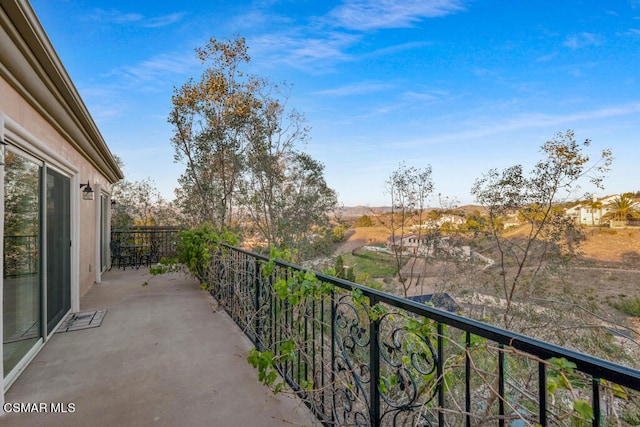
left=539, top=361, right=547, bottom=426
left=437, top=322, right=445, bottom=426
left=369, top=295, right=381, bottom=427
left=592, top=378, right=601, bottom=427
left=465, top=332, right=472, bottom=427
left=498, top=343, right=505, bottom=427
left=330, top=288, right=337, bottom=426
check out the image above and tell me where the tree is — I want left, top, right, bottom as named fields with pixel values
left=603, top=193, right=639, bottom=222
left=241, top=150, right=337, bottom=256
left=169, top=36, right=254, bottom=229
left=471, top=130, right=612, bottom=329
left=109, top=155, right=178, bottom=228
left=588, top=197, right=603, bottom=226
left=384, top=163, right=435, bottom=298
left=354, top=215, right=373, bottom=227
left=112, top=177, right=177, bottom=228
left=169, top=36, right=337, bottom=255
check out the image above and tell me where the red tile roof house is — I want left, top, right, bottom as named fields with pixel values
left=0, top=0, right=123, bottom=403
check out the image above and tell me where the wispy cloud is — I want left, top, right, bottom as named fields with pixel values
left=415, top=103, right=640, bottom=145
left=108, top=52, right=199, bottom=88
left=251, top=32, right=359, bottom=72
left=88, top=104, right=128, bottom=122
left=328, top=0, right=466, bottom=31
left=87, top=9, right=185, bottom=28
left=243, top=2, right=461, bottom=76
left=402, top=90, right=448, bottom=103
left=536, top=52, right=558, bottom=62
left=230, top=9, right=295, bottom=31
left=144, top=13, right=186, bottom=28
left=364, top=41, right=433, bottom=58
left=314, top=81, right=393, bottom=96
left=563, top=32, right=604, bottom=49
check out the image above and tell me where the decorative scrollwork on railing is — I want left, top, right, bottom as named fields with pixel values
left=332, top=293, right=372, bottom=425
left=206, top=244, right=640, bottom=427
left=377, top=310, right=439, bottom=426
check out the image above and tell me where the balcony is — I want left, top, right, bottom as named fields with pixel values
left=4, top=233, right=640, bottom=426
left=2, top=268, right=316, bottom=426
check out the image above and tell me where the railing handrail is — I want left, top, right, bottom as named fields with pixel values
left=222, top=242, right=640, bottom=390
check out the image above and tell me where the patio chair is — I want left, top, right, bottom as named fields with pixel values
left=109, top=240, right=131, bottom=270
left=138, top=241, right=159, bottom=267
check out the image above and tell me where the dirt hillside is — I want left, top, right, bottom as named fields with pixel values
left=580, top=228, right=640, bottom=267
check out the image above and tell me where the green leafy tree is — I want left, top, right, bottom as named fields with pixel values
left=334, top=255, right=345, bottom=278
left=354, top=215, right=373, bottom=227
left=240, top=150, right=337, bottom=257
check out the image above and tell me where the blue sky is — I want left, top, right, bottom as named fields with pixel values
left=30, top=0, right=640, bottom=206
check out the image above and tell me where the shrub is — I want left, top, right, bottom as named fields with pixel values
left=151, top=225, right=238, bottom=286
left=354, top=215, right=373, bottom=227
left=613, top=296, right=640, bottom=317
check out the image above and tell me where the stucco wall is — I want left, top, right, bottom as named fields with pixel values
left=0, top=77, right=113, bottom=297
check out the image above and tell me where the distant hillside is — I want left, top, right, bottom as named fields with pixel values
left=456, top=205, right=487, bottom=215
left=336, top=205, right=486, bottom=218
left=335, top=206, right=392, bottom=218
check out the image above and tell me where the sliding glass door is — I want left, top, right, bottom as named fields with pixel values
left=45, top=167, right=71, bottom=334
left=3, top=150, right=72, bottom=377
left=3, top=150, right=42, bottom=377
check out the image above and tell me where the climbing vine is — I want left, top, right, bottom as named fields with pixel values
left=154, top=237, right=639, bottom=425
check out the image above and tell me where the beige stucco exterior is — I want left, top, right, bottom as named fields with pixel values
left=0, top=80, right=115, bottom=297
left=0, top=0, right=123, bottom=398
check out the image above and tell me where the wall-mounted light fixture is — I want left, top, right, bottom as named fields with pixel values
left=80, top=181, right=94, bottom=200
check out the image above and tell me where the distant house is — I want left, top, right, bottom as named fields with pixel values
left=0, top=0, right=123, bottom=400
left=565, top=195, right=618, bottom=226
left=503, top=218, right=521, bottom=228
left=387, top=233, right=434, bottom=256
left=437, top=214, right=465, bottom=228
left=411, top=214, right=466, bottom=231
left=387, top=234, right=470, bottom=260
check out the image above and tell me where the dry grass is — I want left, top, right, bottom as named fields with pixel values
left=333, top=226, right=391, bottom=255
left=337, top=225, right=640, bottom=302
left=580, top=228, right=640, bottom=265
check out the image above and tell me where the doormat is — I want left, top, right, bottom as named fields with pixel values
left=56, top=310, right=107, bottom=333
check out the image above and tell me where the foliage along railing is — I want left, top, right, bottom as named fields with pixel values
left=207, top=243, right=640, bottom=427
left=111, top=226, right=182, bottom=263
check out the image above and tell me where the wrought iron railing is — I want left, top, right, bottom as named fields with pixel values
left=110, top=226, right=181, bottom=264
left=207, top=243, right=640, bottom=426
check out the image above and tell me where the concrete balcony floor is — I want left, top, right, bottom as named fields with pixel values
left=2, top=268, right=317, bottom=427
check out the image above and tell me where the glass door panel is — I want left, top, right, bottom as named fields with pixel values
left=3, top=151, right=42, bottom=377
left=45, top=168, right=71, bottom=334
